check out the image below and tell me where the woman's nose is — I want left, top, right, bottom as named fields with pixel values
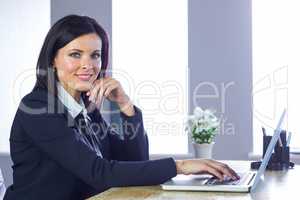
left=81, top=64, right=93, bottom=70
left=80, top=56, right=95, bottom=67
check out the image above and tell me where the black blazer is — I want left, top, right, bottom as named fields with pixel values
left=4, top=88, right=177, bottom=200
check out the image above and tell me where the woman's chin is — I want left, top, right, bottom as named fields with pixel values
left=75, top=82, right=93, bottom=92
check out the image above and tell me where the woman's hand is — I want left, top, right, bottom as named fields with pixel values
left=86, top=77, right=135, bottom=116
left=175, top=159, right=239, bottom=181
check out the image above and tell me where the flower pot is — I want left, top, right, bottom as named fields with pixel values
left=192, top=142, right=215, bottom=159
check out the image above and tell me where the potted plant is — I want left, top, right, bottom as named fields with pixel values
left=185, top=107, right=220, bottom=158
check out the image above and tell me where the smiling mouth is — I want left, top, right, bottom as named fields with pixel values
left=76, top=74, right=93, bottom=81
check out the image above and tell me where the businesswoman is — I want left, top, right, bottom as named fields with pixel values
left=4, top=15, right=238, bottom=200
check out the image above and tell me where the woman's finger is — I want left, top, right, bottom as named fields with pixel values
left=95, top=79, right=118, bottom=100
left=88, top=78, right=124, bottom=106
left=103, top=84, right=118, bottom=97
left=89, top=82, right=101, bottom=102
left=95, top=81, right=114, bottom=101
left=213, top=161, right=239, bottom=179
left=224, top=165, right=239, bottom=179
left=212, top=163, right=236, bottom=180
left=206, top=160, right=239, bottom=180
left=94, top=81, right=115, bottom=105
left=95, top=91, right=104, bottom=107
left=89, top=79, right=106, bottom=102
left=204, top=165, right=224, bottom=180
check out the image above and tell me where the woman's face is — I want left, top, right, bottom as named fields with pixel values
left=53, top=33, right=102, bottom=99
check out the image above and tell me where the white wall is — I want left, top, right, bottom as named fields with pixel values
left=0, top=0, right=50, bottom=153
left=112, top=0, right=188, bottom=154
left=253, top=0, right=300, bottom=153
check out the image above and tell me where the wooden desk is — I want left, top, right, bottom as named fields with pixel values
left=88, top=160, right=299, bottom=200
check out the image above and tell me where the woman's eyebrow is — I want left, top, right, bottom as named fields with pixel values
left=69, top=48, right=83, bottom=52
left=68, top=49, right=100, bottom=52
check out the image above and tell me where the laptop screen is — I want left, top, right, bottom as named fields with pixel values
left=251, top=109, right=286, bottom=191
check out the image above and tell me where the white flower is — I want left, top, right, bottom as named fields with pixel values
left=193, top=106, right=204, bottom=119
left=185, top=107, right=219, bottom=144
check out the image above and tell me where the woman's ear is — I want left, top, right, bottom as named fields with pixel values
left=51, top=63, right=56, bottom=71
left=52, top=57, right=57, bottom=68
left=51, top=59, right=57, bottom=72
left=52, top=53, right=60, bottom=67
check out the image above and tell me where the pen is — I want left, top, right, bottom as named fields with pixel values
left=287, top=132, right=292, bottom=146
left=277, top=130, right=283, bottom=147
left=262, top=127, right=266, bottom=136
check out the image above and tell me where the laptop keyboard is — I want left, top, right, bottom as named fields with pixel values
left=205, top=172, right=249, bottom=186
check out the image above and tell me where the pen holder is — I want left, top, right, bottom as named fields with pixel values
left=251, top=130, right=294, bottom=170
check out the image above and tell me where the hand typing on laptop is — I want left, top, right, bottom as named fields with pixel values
left=175, top=159, right=240, bottom=181
left=162, top=110, right=286, bottom=192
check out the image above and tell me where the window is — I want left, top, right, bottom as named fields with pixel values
left=0, top=0, right=50, bottom=153
left=252, top=0, right=300, bottom=154
left=112, top=0, right=188, bottom=154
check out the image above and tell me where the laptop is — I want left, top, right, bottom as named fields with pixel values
left=161, top=109, right=287, bottom=193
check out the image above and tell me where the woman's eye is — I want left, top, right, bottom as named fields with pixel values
left=69, top=52, right=81, bottom=58
left=91, top=53, right=101, bottom=59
